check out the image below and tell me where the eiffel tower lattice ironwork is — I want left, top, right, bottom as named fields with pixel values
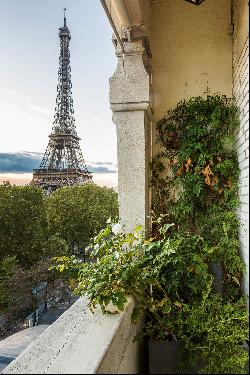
left=32, top=9, right=92, bottom=193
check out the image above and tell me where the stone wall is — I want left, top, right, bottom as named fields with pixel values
left=150, top=0, right=233, bottom=123
left=233, top=0, right=249, bottom=298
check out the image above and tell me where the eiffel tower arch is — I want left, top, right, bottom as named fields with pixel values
left=32, top=9, right=92, bottom=193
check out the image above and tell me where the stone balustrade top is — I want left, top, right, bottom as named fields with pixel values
left=2, top=296, right=143, bottom=374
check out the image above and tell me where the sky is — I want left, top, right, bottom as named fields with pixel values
left=0, top=0, right=118, bottom=178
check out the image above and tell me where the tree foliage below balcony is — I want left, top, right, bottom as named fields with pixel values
left=46, top=183, right=119, bottom=248
left=0, top=183, right=118, bottom=265
left=0, top=184, right=49, bottom=266
left=0, top=182, right=118, bottom=338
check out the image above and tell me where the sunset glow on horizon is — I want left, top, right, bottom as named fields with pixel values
left=0, top=172, right=118, bottom=188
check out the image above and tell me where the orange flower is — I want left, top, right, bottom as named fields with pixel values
left=177, top=168, right=183, bottom=176
left=205, top=175, right=211, bottom=185
left=202, top=165, right=213, bottom=177
left=185, top=158, right=192, bottom=171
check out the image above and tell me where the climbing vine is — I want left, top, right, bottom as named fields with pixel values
left=151, top=94, right=244, bottom=299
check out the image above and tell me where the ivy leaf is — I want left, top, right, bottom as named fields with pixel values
left=162, top=223, right=175, bottom=232
left=59, top=265, right=65, bottom=272
left=131, top=307, right=141, bottom=322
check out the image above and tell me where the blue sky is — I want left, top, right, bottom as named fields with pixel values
left=0, top=0, right=117, bottom=167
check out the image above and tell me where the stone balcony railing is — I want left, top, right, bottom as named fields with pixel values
left=2, top=296, right=145, bottom=374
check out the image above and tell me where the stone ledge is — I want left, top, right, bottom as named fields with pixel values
left=3, top=297, right=143, bottom=374
left=110, top=101, right=150, bottom=112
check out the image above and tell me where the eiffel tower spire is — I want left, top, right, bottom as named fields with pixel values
left=32, top=10, right=92, bottom=193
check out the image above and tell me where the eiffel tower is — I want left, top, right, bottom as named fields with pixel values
left=32, top=9, right=92, bottom=193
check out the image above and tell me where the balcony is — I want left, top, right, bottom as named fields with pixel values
left=2, top=297, right=145, bottom=374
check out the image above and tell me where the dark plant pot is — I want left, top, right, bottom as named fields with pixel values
left=149, top=338, right=180, bottom=374
left=209, top=262, right=223, bottom=294
left=149, top=338, right=205, bottom=374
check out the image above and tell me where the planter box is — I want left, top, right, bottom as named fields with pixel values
left=149, top=338, right=180, bottom=374
left=149, top=338, right=248, bottom=374
left=149, top=338, right=205, bottom=374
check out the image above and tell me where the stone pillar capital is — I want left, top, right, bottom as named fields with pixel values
left=110, top=34, right=152, bottom=108
left=112, top=25, right=152, bottom=59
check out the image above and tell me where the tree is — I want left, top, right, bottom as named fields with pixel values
left=0, top=184, right=69, bottom=267
left=0, top=256, right=17, bottom=311
left=0, top=184, right=70, bottom=339
left=0, top=185, right=47, bottom=266
left=47, top=183, right=119, bottom=248
left=0, top=258, right=70, bottom=339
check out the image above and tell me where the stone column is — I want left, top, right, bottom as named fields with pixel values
left=110, top=38, right=152, bottom=234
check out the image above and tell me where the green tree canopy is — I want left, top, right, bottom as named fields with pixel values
left=47, top=183, right=119, bottom=248
left=0, top=184, right=48, bottom=266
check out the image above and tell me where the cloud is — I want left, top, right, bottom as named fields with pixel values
left=0, top=153, right=41, bottom=172
left=89, top=166, right=116, bottom=173
left=0, top=88, right=50, bottom=118
left=0, top=152, right=117, bottom=174
left=28, top=103, right=51, bottom=115
left=87, top=160, right=117, bottom=173
left=92, top=161, right=117, bottom=167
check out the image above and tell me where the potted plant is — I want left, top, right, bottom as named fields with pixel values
left=51, top=218, right=248, bottom=374
left=51, top=94, right=249, bottom=374
left=147, top=94, right=249, bottom=373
